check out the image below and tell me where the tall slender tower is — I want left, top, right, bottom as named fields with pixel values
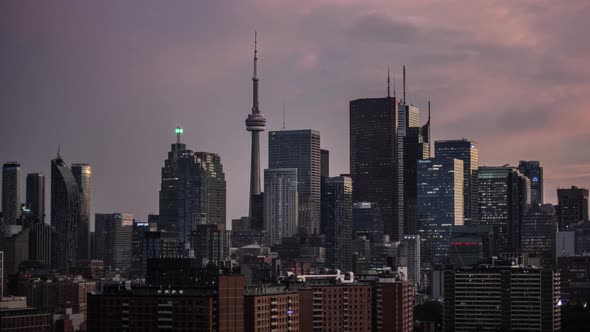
left=245, top=32, right=266, bottom=218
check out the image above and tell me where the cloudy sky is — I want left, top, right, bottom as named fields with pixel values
left=1, top=0, right=589, bottom=224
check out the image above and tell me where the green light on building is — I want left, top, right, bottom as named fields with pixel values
left=176, top=127, right=183, bottom=134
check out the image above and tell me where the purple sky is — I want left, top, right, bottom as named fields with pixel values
left=1, top=0, right=589, bottom=224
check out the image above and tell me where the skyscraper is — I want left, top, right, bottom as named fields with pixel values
left=321, top=175, right=353, bottom=272
left=435, top=139, right=479, bottom=224
left=2, top=162, right=22, bottom=226
left=557, top=186, right=589, bottom=230
left=478, top=166, right=530, bottom=254
left=26, top=173, right=45, bottom=222
left=518, top=160, right=543, bottom=204
left=398, top=102, right=431, bottom=235
left=417, top=158, right=464, bottom=265
left=245, top=32, right=266, bottom=221
left=72, top=164, right=92, bottom=260
left=521, top=204, right=557, bottom=269
left=51, top=154, right=81, bottom=272
left=159, top=127, right=187, bottom=233
left=94, top=213, right=134, bottom=273
left=159, top=129, right=227, bottom=249
left=269, top=129, right=321, bottom=235
left=350, top=91, right=399, bottom=240
left=264, top=168, right=298, bottom=244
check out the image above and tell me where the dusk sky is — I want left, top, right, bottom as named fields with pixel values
left=2, top=0, right=589, bottom=225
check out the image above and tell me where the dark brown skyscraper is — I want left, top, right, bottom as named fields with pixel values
left=350, top=95, right=399, bottom=240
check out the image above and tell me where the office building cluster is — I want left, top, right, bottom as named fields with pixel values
left=1, top=37, right=587, bottom=332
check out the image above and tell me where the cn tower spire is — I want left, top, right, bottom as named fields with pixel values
left=245, top=31, right=266, bottom=219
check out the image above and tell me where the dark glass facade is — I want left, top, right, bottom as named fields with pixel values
left=557, top=186, right=589, bottom=231
left=94, top=213, right=133, bottom=273
left=72, top=164, right=91, bottom=260
left=50, top=156, right=80, bottom=272
left=417, top=158, right=464, bottom=265
left=435, top=139, right=479, bottom=224
left=350, top=97, right=399, bottom=240
left=269, top=129, right=321, bottom=235
left=518, top=160, right=543, bottom=204
left=521, top=204, right=557, bottom=269
left=321, top=175, right=352, bottom=271
left=25, top=173, right=45, bottom=222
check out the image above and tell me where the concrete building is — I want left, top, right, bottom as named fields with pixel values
left=444, top=265, right=561, bottom=332
left=0, top=297, right=50, bottom=332
left=244, top=286, right=299, bottom=332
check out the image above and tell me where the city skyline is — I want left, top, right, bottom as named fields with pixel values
left=2, top=1, right=589, bottom=223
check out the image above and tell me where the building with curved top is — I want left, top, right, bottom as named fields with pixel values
left=51, top=154, right=81, bottom=272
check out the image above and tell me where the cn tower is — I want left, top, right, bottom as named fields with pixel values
left=245, top=32, right=266, bottom=218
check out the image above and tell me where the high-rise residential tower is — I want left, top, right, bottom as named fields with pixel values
left=435, top=139, right=479, bottom=224
left=269, top=129, right=321, bottom=235
left=51, top=153, right=81, bottom=272
left=72, top=164, right=92, bottom=260
left=245, top=32, right=266, bottom=221
left=2, top=162, right=22, bottom=226
left=321, top=175, right=353, bottom=272
left=417, top=158, right=464, bottom=265
left=264, top=168, right=298, bottom=244
left=350, top=80, right=399, bottom=240
left=478, top=166, right=530, bottom=254
left=557, top=186, right=589, bottom=231
left=518, top=160, right=543, bottom=204
left=26, top=173, right=45, bottom=222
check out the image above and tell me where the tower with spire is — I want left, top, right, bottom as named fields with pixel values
left=245, top=32, right=267, bottom=220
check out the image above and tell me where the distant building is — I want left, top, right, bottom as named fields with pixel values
left=51, top=154, right=81, bottom=272
left=25, top=173, right=45, bottom=222
left=350, top=96, right=399, bottom=240
left=263, top=168, right=298, bottom=244
left=444, top=266, right=560, bottom=332
left=130, top=220, right=150, bottom=277
left=140, top=231, right=184, bottom=277
left=521, top=204, right=558, bottom=269
left=146, top=258, right=203, bottom=287
left=417, top=158, right=464, bottom=265
left=321, top=175, right=353, bottom=271
left=573, top=220, right=590, bottom=255
left=519, top=160, right=544, bottom=204
left=87, top=274, right=245, bottom=331
left=449, top=224, right=495, bottom=267
left=352, top=202, right=383, bottom=238
left=269, top=129, right=321, bottom=235
left=0, top=252, right=4, bottom=297
left=2, top=162, right=22, bottom=227
left=2, top=229, right=29, bottom=274
left=71, top=164, right=92, bottom=260
left=189, top=224, right=230, bottom=265
left=398, top=235, right=421, bottom=285
left=158, top=129, right=226, bottom=248
left=435, top=139, right=479, bottom=224
left=557, top=186, right=589, bottom=230
left=28, top=222, right=51, bottom=267
left=478, top=166, right=530, bottom=254
left=93, top=213, right=133, bottom=273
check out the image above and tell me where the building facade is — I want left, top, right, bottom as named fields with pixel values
left=263, top=168, right=298, bottom=244
left=189, top=224, right=230, bottom=265
left=93, top=213, right=133, bottom=273
left=417, top=158, right=464, bottom=265
left=557, top=186, right=589, bottom=231
left=2, top=162, right=22, bottom=226
left=269, top=129, right=321, bottom=235
left=435, top=139, right=479, bottom=224
left=25, top=173, right=45, bottom=222
left=72, top=164, right=92, bottom=260
left=51, top=155, right=81, bottom=272
left=350, top=96, right=399, bottom=240
left=518, top=160, right=543, bottom=204
left=521, top=204, right=558, bottom=269
left=321, top=175, right=353, bottom=272
left=244, top=286, right=299, bottom=332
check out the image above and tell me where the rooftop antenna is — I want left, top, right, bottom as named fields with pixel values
left=403, top=65, right=406, bottom=105
left=57, top=144, right=61, bottom=158
left=387, top=67, right=391, bottom=97
left=281, top=101, right=286, bottom=130
left=393, top=72, right=397, bottom=98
